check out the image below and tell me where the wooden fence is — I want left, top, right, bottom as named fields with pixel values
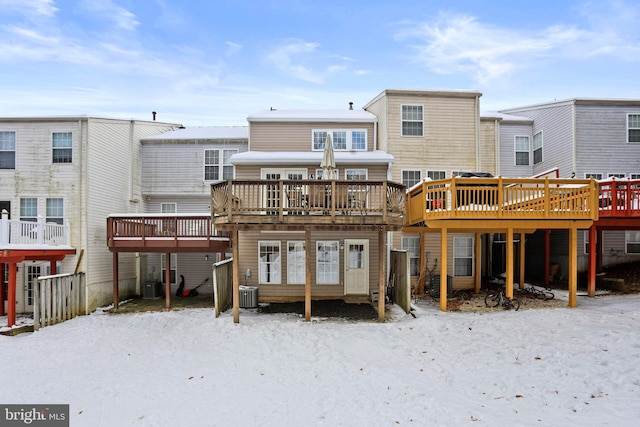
left=33, top=273, right=85, bottom=331
left=213, top=259, right=233, bottom=317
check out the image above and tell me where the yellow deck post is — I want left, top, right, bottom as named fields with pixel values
left=440, top=228, right=448, bottom=312
left=568, top=227, right=578, bottom=307
left=506, top=228, right=514, bottom=298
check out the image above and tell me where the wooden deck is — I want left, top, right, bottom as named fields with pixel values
left=597, top=179, right=640, bottom=223
left=107, top=214, right=230, bottom=253
left=210, top=180, right=406, bottom=231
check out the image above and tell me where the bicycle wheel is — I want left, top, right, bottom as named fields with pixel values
left=484, top=292, right=500, bottom=308
left=543, top=290, right=555, bottom=300
left=507, top=298, right=521, bottom=311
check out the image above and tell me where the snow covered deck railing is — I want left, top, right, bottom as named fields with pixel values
left=0, top=210, right=71, bottom=248
left=598, top=178, right=640, bottom=218
left=406, top=176, right=599, bottom=225
left=106, top=214, right=230, bottom=251
left=210, top=180, right=406, bottom=226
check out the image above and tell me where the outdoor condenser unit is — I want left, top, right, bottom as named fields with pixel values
left=239, top=285, right=259, bottom=308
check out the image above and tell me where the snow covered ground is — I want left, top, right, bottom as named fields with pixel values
left=1, top=293, right=639, bottom=426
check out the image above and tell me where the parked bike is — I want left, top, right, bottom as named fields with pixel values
left=517, top=285, right=554, bottom=300
left=484, top=289, right=521, bottom=311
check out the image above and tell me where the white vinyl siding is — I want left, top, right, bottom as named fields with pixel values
left=514, top=136, right=530, bottom=166
left=401, top=105, right=423, bottom=136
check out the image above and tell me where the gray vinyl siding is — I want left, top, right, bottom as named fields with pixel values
left=142, top=139, right=247, bottom=195
left=249, top=122, right=375, bottom=152
left=499, top=122, right=534, bottom=177
left=574, top=104, right=640, bottom=178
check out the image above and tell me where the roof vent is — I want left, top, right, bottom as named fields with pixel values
left=152, top=111, right=157, bottom=121
left=348, top=102, right=353, bottom=110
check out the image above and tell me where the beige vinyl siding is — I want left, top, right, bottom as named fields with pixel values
left=237, top=230, right=380, bottom=300
left=478, top=118, right=498, bottom=175
left=249, top=122, right=375, bottom=152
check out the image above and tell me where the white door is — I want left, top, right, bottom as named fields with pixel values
left=344, top=239, right=369, bottom=295
left=25, top=263, right=44, bottom=312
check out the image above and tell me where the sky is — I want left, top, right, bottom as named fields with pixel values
left=0, top=0, right=638, bottom=126
left=1, top=292, right=639, bottom=426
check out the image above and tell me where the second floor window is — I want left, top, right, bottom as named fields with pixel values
left=312, top=130, right=367, bottom=151
left=46, top=198, right=64, bottom=224
left=0, top=131, right=16, bottom=169
left=402, top=170, right=422, bottom=188
left=629, top=114, right=640, bottom=143
left=52, top=132, right=72, bottom=163
left=533, top=132, right=543, bottom=164
left=401, top=105, right=423, bottom=136
left=204, top=149, right=237, bottom=181
left=20, top=198, right=37, bottom=222
left=515, top=136, right=530, bottom=166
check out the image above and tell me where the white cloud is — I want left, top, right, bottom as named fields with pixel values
left=0, top=0, right=58, bottom=16
left=225, top=41, right=243, bottom=56
left=79, top=0, right=139, bottom=31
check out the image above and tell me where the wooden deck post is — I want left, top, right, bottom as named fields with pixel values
left=0, top=262, right=4, bottom=316
left=588, top=225, right=596, bottom=297
left=439, top=228, right=447, bottom=312
left=7, top=262, right=17, bottom=327
left=505, top=228, right=514, bottom=298
left=305, top=227, right=311, bottom=321
left=164, top=252, right=171, bottom=311
left=519, top=233, right=525, bottom=289
left=232, top=229, right=240, bottom=323
left=568, top=227, right=578, bottom=307
left=544, top=230, right=550, bottom=287
left=112, top=252, right=119, bottom=310
left=378, top=227, right=386, bottom=322
left=475, top=232, right=481, bottom=293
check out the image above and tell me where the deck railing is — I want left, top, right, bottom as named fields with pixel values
left=211, top=180, right=405, bottom=222
left=598, top=179, right=640, bottom=218
left=0, top=211, right=71, bottom=248
left=33, top=272, right=85, bottom=331
left=406, top=177, right=599, bottom=225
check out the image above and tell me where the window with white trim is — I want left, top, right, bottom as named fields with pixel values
left=608, top=173, right=626, bottom=179
left=427, top=170, right=446, bottom=181
left=316, top=241, right=339, bottom=284
left=585, top=173, right=603, bottom=180
left=626, top=231, right=640, bottom=254
left=402, top=236, right=420, bottom=277
left=160, top=253, right=177, bottom=285
left=628, top=114, right=640, bottom=143
left=515, top=136, right=530, bottom=166
left=0, top=131, right=16, bottom=169
left=533, top=132, right=543, bottom=164
left=401, top=105, right=423, bottom=136
left=584, top=230, right=602, bottom=254
left=52, top=132, right=72, bottom=163
left=312, top=129, right=367, bottom=151
left=46, top=198, right=63, bottom=224
left=631, top=174, right=640, bottom=180
left=453, top=237, right=473, bottom=277
left=402, top=170, right=421, bottom=188
left=20, top=198, right=37, bottom=222
left=259, top=241, right=281, bottom=284
left=204, top=149, right=237, bottom=181
left=287, top=241, right=305, bottom=285
left=345, top=169, right=367, bottom=180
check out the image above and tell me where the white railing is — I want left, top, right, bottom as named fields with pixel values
left=0, top=210, right=71, bottom=247
left=33, top=272, right=85, bottom=331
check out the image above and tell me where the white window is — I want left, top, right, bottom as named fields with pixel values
left=453, top=237, right=474, bottom=277
left=345, top=169, right=367, bottom=180
left=287, top=241, right=305, bottom=285
left=585, top=173, right=603, bottom=180
left=259, top=241, right=281, bottom=284
left=402, top=170, right=422, bottom=188
left=626, top=231, right=640, bottom=254
left=312, top=129, right=367, bottom=151
left=584, top=231, right=602, bottom=255
left=161, top=203, right=177, bottom=214
left=52, top=132, right=72, bottom=163
left=402, top=236, right=420, bottom=277
left=315, top=169, right=339, bottom=179
left=20, top=198, right=37, bottom=222
left=0, top=131, right=16, bottom=169
left=515, top=136, right=530, bottom=166
left=533, top=132, right=543, bottom=164
left=316, top=241, right=339, bottom=284
left=631, top=174, right=640, bottom=180
left=46, top=198, right=64, bottom=224
left=204, top=149, right=237, bottom=181
left=160, top=253, right=177, bottom=285
left=427, top=170, right=446, bottom=181
left=628, top=114, right=640, bottom=143
left=401, top=105, right=423, bottom=136
left=608, top=173, right=626, bottom=179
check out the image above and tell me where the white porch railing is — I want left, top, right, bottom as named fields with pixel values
left=33, top=272, right=85, bottom=331
left=0, top=210, right=71, bottom=247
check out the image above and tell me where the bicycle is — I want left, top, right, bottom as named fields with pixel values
left=484, top=289, right=521, bottom=310
left=517, top=285, right=554, bottom=300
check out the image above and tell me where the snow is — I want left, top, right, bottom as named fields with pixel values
left=2, top=294, right=640, bottom=426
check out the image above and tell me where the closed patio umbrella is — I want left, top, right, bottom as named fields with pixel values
left=320, top=133, right=337, bottom=180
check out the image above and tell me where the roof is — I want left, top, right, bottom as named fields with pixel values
left=230, top=150, right=394, bottom=165
left=481, top=111, right=534, bottom=123
left=501, top=98, right=640, bottom=114
left=0, top=115, right=180, bottom=126
left=247, top=109, right=377, bottom=123
left=142, top=126, right=249, bottom=141
left=364, top=88, right=482, bottom=109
